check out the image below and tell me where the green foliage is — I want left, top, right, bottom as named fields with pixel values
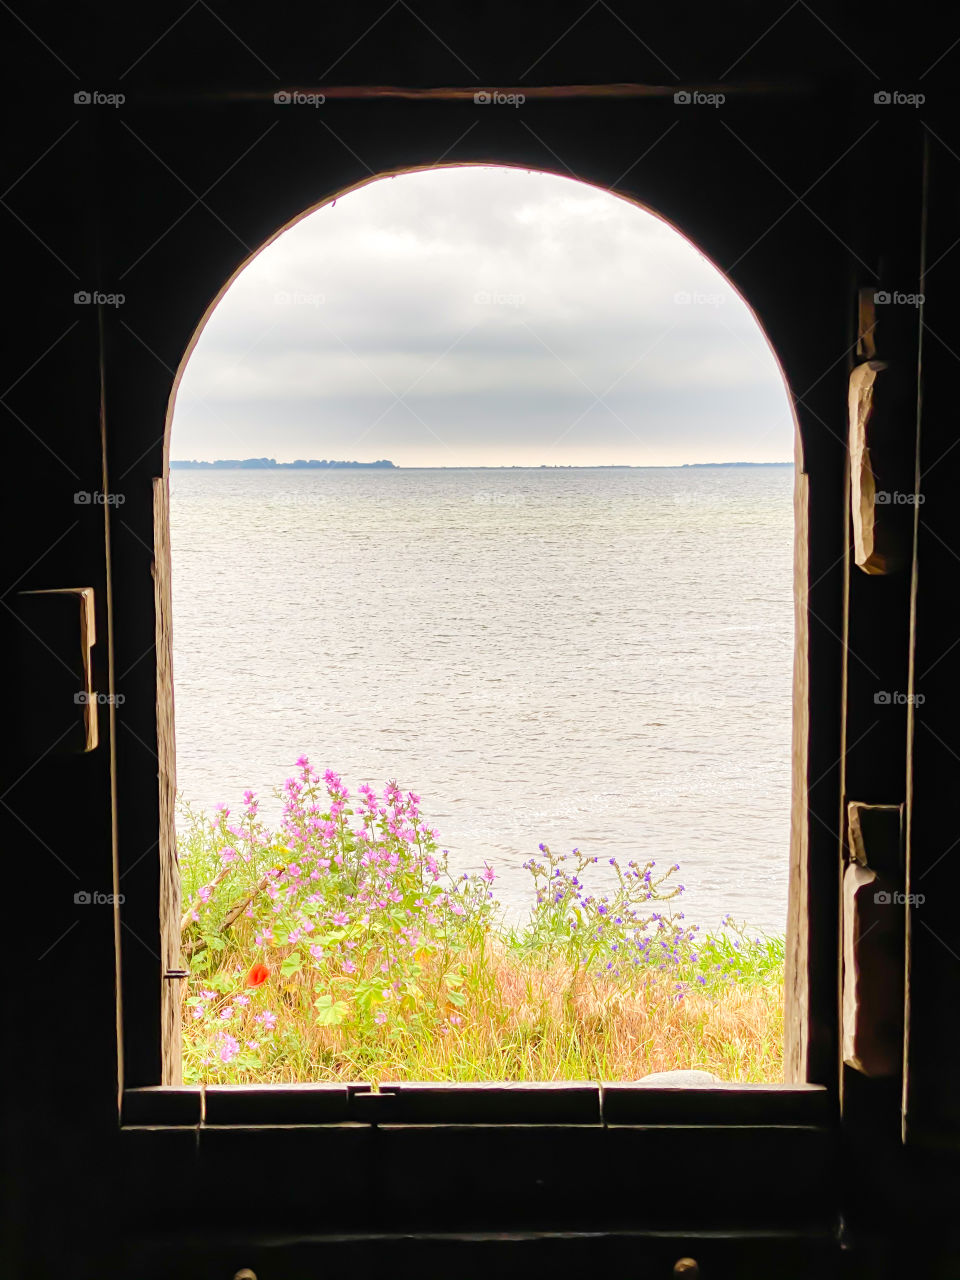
left=178, top=762, right=784, bottom=1084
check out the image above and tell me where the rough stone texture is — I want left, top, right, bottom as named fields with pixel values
left=847, top=801, right=903, bottom=874
left=842, top=862, right=904, bottom=1078
left=849, top=360, right=889, bottom=573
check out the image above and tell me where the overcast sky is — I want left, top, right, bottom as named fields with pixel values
left=170, top=166, right=795, bottom=467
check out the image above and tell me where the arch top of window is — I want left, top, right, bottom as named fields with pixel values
left=162, top=161, right=801, bottom=474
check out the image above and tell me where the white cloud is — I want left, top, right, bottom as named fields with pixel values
left=171, top=165, right=794, bottom=466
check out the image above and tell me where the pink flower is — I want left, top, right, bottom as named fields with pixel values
left=330, top=912, right=349, bottom=926
left=483, top=864, right=495, bottom=883
left=216, top=1033, right=240, bottom=1064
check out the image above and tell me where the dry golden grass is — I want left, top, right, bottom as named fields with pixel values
left=208, top=946, right=783, bottom=1085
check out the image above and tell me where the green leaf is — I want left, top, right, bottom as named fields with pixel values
left=280, top=951, right=303, bottom=977
left=354, top=983, right=382, bottom=1010
left=314, top=993, right=350, bottom=1026
left=316, top=929, right=347, bottom=946
left=446, top=989, right=467, bottom=1008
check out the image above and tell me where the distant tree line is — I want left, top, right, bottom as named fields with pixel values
left=170, top=458, right=398, bottom=469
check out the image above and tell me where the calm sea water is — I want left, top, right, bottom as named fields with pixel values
left=170, top=466, right=794, bottom=936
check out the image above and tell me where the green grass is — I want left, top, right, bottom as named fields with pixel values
left=178, top=767, right=784, bottom=1085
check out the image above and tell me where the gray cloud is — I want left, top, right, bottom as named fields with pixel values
left=171, top=166, right=795, bottom=466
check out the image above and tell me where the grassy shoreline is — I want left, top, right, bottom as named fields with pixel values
left=179, top=761, right=784, bottom=1085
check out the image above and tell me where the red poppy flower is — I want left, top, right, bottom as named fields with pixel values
left=246, top=963, right=270, bottom=987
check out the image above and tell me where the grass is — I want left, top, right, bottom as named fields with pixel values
left=187, top=947, right=783, bottom=1084
left=179, top=761, right=784, bottom=1085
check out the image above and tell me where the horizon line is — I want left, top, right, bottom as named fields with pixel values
left=170, top=459, right=796, bottom=469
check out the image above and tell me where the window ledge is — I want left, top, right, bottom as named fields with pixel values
left=121, top=1081, right=829, bottom=1128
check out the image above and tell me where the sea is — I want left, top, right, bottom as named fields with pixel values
left=170, top=464, right=794, bottom=936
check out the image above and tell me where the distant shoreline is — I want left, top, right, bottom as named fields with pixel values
left=171, top=458, right=397, bottom=470
left=171, top=459, right=794, bottom=471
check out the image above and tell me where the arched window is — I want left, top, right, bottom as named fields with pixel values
left=166, top=165, right=797, bottom=1086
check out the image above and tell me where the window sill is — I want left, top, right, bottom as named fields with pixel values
left=121, top=1081, right=830, bottom=1128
